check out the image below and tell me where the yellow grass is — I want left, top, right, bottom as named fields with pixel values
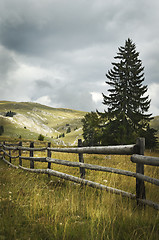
left=0, top=144, right=159, bottom=240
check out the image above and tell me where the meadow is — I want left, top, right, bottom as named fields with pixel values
left=0, top=101, right=85, bottom=145
left=0, top=144, right=159, bottom=240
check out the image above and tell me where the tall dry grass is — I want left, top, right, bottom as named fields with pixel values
left=0, top=146, right=159, bottom=240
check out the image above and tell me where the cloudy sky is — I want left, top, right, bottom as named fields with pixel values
left=0, top=0, right=159, bottom=115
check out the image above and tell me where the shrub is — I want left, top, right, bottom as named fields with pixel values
left=66, top=127, right=71, bottom=134
left=6, top=111, right=16, bottom=117
left=38, top=134, right=44, bottom=141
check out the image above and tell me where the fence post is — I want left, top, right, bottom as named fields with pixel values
left=47, top=142, right=51, bottom=168
left=3, top=141, right=5, bottom=159
left=47, top=142, right=51, bottom=177
left=9, top=149, right=12, bottom=163
left=19, top=141, right=22, bottom=166
left=78, top=139, right=85, bottom=178
left=136, top=138, right=146, bottom=201
left=30, top=142, right=34, bottom=169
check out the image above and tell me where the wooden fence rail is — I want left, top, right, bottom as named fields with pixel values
left=17, top=156, right=159, bottom=186
left=0, top=138, right=159, bottom=210
left=131, top=154, right=159, bottom=166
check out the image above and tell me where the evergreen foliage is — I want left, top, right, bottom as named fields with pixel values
left=82, top=112, right=102, bottom=146
left=6, top=111, right=16, bottom=117
left=59, top=133, right=65, bottom=138
left=66, top=126, right=71, bottom=134
left=82, top=39, right=158, bottom=148
left=101, top=38, right=157, bottom=147
left=38, top=134, right=44, bottom=141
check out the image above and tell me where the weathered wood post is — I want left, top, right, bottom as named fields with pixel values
left=9, top=149, right=12, bottom=163
left=136, top=138, right=146, bottom=200
left=3, top=141, right=5, bottom=159
left=30, top=142, right=34, bottom=169
left=78, top=139, right=85, bottom=178
left=47, top=142, right=51, bottom=168
left=47, top=142, right=51, bottom=177
left=19, top=141, right=22, bottom=166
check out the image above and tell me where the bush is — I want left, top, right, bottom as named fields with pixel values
left=66, top=127, right=71, bottom=134
left=38, top=134, right=44, bottom=141
left=59, top=133, right=65, bottom=138
left=6, top=111, right=16, bottom=117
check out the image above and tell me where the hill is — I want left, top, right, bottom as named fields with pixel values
left=0, top=101, right=86, bottom=145
left=0, top=101, right=158, bottom=145
left=150, top=115, right=159, bottom=140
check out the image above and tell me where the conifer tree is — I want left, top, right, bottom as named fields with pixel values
left=102, top=38, right=157, bottom=146
left=82, top=112, right=102, bottom=146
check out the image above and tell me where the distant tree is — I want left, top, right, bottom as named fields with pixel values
left=66, top=126, right=71, bottom=134
left=138, top=124, right=158, bottom=149
left=38, top=134, right=44, bottom=141
left=59, top=133, right=65, bottom=138
left=6, top=111, right=16, bottom=117
left=82, top=112, right=102, bottom=146
left=101, top=38, right=157, bottom=147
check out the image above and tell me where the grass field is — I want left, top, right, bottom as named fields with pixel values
left=0, top=101, right=86, bottom=145
left=0, top=144, right=159, bottom=240
left=0, top=101, right=159, bottom=146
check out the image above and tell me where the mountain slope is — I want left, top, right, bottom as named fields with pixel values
left=150, top=115, right=159, bottom=140
left=0, top=101, right=86, bottom=145
left=0, top=101, right=158, bottom=145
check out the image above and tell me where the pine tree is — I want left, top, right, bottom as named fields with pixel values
left=82, top=112, right=102, bottom=146
left=38, top=134, right=44, bottom=141
left=102, top=38, right=156, bottom=146
left=66, top=126, right=71, bottom=134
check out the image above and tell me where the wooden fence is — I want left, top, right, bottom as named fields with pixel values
left=0, top=138, right=159, bottom=210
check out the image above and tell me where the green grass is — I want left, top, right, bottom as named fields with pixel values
left=150, top=116, right=159, bottom=142
left=0, top=100, right=159, bottom=146
left=0, top=146, right=159, bottom=240
left=0, top=101, right=86, bottom=145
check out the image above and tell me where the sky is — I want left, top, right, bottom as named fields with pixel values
left=0, top=0, right=159, bottom=116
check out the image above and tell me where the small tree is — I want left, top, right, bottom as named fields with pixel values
left=82, top=112, right=102, bottom=146
left=59, top=133, right=65, bottom=138
left=6, top=111, right=16, bottom=117
left=66, top=126, right=71, bottom=134
left=38, top=134, right=44, bottom=141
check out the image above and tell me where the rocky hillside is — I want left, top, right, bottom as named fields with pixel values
left=0, top=101, right=158, bottom=145
left=0, top=101, right=86, bottom=145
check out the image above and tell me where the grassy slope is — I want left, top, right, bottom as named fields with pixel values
left=0, top=101, right=86, bottom=145
left=0, top=150, right=159, bottom=240
left=0, top=101, right=158, bottom=145
left=150, top=115, right=159, bottom=139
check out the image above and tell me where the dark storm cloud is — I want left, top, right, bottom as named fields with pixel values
left=1, top=0, right=146, bottom=55
left=0, top=0, right=159, bottom=115
left=0, top=0, right=106, bottom=55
